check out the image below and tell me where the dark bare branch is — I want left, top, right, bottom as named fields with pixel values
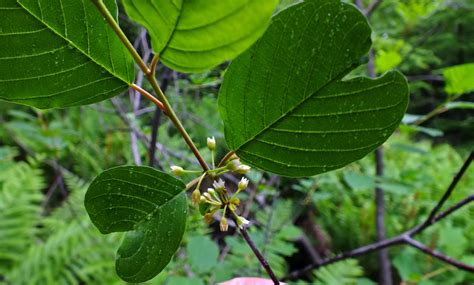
left=284, top=151, right=474, bottom=280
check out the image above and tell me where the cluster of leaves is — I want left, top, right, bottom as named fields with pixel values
left=368, top=0, right=474, bottom=139
left=0, top=0, right=412, bottom=282
left=0, top=0, right=472, bottom=283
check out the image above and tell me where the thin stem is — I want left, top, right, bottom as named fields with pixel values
left=239, top=227, right=281, bottom=284
left=375, top=148, right=392, bottom=285
left=211, top=150, right=215, bottom=169
left=432, top=194, right=474, bottom=224
left=93, top=0, right=210, bottom=172
left=149, top=68, right=172, bottom=167
left=146, top=74, right=210, bottom=171
left=218, top=151, right=236, bottom=168
left=404, top=236, right=474, bottom=271
left=366, top=0, right=383, bottom=17
left=131, top=84, right=165, bottom=111
left=150, top=54, right=160, bottom=77
left=91, top=0, right=149, bottom=74
left=412, top=151, right=473, bottom=234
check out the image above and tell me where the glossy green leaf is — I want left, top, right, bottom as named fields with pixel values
left=122, top=0, right=278, bottom=73
left=0, top=0, right=134, bottom=109
left=84, top=166, right=187, bottom=283
left=443, top=63, right=474, bottom=95
left=219, top=1, right=409, bottom=177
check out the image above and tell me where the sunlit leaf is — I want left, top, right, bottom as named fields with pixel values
left=443, top=63, right=474, bottom=96
left=122, top=0, right=278, bottom=72
left=0, top=0, right=134, bottom=109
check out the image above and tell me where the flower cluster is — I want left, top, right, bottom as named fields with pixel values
left=170, top=137, right=252, bottom=231
left=198, top=178, right=250, bottom=231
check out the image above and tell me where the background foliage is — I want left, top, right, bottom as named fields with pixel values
left=0, top=0, right=473, bottom=284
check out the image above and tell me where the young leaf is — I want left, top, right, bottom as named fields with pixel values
left=443, top=63, right=474, bottom=96
left=122, top=0, right=278, bottom=73
left=219, top=1, right=409, bottom=177
left=0, top=0, right=134, bottom=109
left=84, top=166, right=187, bottom=283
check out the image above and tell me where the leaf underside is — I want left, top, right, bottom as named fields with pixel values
left=0, top=0, right=134, bottom=109
left=122, top=0, right=278, bottom=73
left=219, top=1, right=409, bottom=177
left=85, top=166, right=187, bottom=283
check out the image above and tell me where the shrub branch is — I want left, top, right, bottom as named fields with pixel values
left=284, top=151, right=474, bottom=280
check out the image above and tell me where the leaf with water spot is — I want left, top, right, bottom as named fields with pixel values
left=121, top=0, right=278, bottom=72
left=85, top=166, right=187, bottom=283
left=219, top=1, right=409, bottom=177
left=0, top=0, right=134, bottom=109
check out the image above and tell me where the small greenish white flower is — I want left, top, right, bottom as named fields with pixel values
left=236, top=216, right=250, bottom=229
left=191, top=189, right=201, bottom=205
left=207, top=136, right=216, bottom=150
left=236, top=165, right=251, bottom=174
left=170, top=165, right=184, bottom=176
left=220, top=217, right=229, bottom=232
left=238, top=177, right=249, bottom=190
left=212, top=179, right=226, bottom=192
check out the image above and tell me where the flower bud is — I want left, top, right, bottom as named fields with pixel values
left=230, top=197, right=240, bottom=206
left=170, top=165, right=184, bottom=176
left=207, top=136, right=216, bottom=151
left=203, top=192, right=214, bottom=202
left=225, top=159, right=240, bottom=171
left=204, top=213, right=213, bottom=224
left=207, top=188, right=220, bottom=201
left=238, top=177, right=249, bottom=190
left=236, top=165, right=251, bottom=174
left=236, top=216, right=250, bottom=229
left=220, top=217, right=229, bottom=232
left=191, top=189, right=201, bottom=206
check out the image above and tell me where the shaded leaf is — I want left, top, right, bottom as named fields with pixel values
left=0, top=0, right=134, bottom=109
left=313, top=259, right=364, bottom=285
left=344, top=172, right=375, bottom=190
left=219, top=1, right=409, bottom=177
left=122, top=0, right=278, bottom=72
left=85, top=166, right=187, bottom=283
left=400, top=124, right=444, bottom=137
left=187, top=236, right=219, bottom=274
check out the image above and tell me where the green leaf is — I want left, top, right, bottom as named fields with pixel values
left=186, top=236, right=219, bottom=274
left=445, top=101, right=474, bottom=110
left=0, top=0, right=134, bottom=109
left=122, top=0, right=278, bottom=73
left=443, top=63, right=474, bottom=95
left=344, top=172, right=376, bottom=190
left=219, top=1, right=409, bottom=177
left=400, top=124, right=444, bottom=137
left=313, top=259, right=364, bottom=285
left=84, top=166, right=187, bottom=283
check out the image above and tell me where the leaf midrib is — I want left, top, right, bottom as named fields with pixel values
left=234, top=64, right=359, bottom=152
left=16, top=1, right=130, bottom=85
left=133, top=190, right=184, bottom=230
